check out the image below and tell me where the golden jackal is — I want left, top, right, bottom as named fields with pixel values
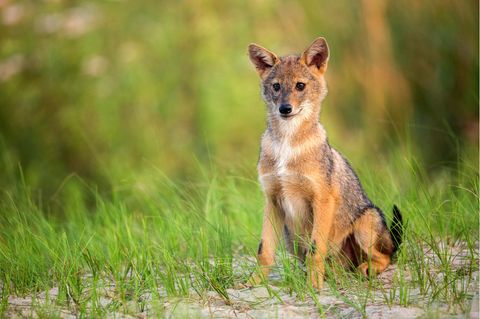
left=247, top=37, right=403, bottom=289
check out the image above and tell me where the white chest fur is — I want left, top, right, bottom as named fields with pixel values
left=272, top=137, right=295, bottom=175
left=270, top=136, right=312, bottom=223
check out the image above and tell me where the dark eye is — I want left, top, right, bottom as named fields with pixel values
left=272, top=83, right=281, bottom=91
left=296, top=82, right=306, bottom=91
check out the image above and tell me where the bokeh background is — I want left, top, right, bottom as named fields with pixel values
left=0, top=0, right=478, bottom=198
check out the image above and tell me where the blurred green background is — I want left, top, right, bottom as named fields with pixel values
left=0, top=0, right=478, bottom=198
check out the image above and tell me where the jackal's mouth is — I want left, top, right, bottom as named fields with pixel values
left=280, top=108, right=303, bottom=119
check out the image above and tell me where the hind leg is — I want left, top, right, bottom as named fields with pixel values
left=352, top=208, right=394, bottom=276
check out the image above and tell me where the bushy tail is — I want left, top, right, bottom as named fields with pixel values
left=390, top=205, right=403, bottom=254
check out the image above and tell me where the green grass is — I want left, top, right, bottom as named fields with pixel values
left=0, top=150, right=478, bottom=317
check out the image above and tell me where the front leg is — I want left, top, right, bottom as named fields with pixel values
left=247, top=200, right=283, bottom=286
left=307, top=194, right=337, bottom=289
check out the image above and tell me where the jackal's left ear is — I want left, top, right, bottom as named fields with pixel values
left=301, top=37, right=329, bottom=75
left=248, top=43, right=279, bottom=78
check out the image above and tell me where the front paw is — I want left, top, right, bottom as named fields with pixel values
left=309, top=271, right=324, bottom=290
left=245, top=273, right=263, bottom=287
left=233, top=274, right=262, bottom=289
left=357, top=262, right=369, bottom=277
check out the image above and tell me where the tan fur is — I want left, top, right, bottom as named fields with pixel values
left=247, top=37, right=400, bottom=290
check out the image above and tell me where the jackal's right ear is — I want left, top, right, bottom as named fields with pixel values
left=248, top=44, right=279, bottom=78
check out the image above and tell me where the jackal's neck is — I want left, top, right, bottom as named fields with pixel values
left=267, top=113, right=326, bottom=145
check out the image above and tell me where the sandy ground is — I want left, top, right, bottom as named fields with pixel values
left=3, top=241, right=479, bottom=318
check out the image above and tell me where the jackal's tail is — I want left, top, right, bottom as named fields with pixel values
left=390, top=205, right=403, bottom=254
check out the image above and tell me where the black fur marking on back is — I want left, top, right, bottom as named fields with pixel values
left=341, top=156, right=371, bottom=201
left=323, top=141, right=334, bottom=184
left=257, top=240, right=263, bottom=255
left=359, top=204, right=388, bottom=228
left=333, top=151, right=375, bottom=223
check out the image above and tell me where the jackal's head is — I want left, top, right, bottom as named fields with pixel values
left=248, top=37, right=329, bottom=124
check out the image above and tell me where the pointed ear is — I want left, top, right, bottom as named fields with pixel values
left=301, top=37, right=329, bottom=75
left=248, top=43, right=279, bottom=78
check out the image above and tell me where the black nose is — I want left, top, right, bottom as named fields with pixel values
left=279, top=104, right=292, bottom=115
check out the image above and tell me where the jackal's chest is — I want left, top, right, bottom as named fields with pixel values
left=258, top=158, right=316, bottom=225
left=258, top=147, right=320, bottom=200
left=257, top=133, right=325, bottom=216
